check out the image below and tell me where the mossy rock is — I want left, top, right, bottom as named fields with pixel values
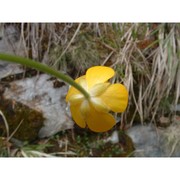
left=0, top=97, right=45, bottom=141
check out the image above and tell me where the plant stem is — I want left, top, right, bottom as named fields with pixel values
left=0, top=53, right=90, bottom=99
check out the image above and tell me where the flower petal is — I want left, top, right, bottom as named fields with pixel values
left=100, top=84, right=128, bottom=112
left=70, top=104, right=86, bottom=128
left=80, top=99, right=90, bottom=116
left=90, top=97, right=109, bottom=113
left=89, top=83, right=110, bottom=97
left=68, top=94, right=84, bottom=105
left=86, top=66, right=115, bottom=89
left=66, top=75, right=86, bottom=102
left=86, top=105, right=116, bottom=132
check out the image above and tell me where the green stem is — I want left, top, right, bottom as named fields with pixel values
left=0, top=53, right=90, bottom=99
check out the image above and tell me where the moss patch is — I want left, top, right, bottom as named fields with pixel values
left=0, top=97, right=45, bottom=141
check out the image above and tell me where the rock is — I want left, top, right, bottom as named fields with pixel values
left=158, top=117, right=180, bottom=157
left=126, top=124, right=161, bottom=157
left=104, top=130, right=119, bottom=144
left=0, top=63, right=24, bottom=79
left=2, top=74, right=74, bottom=139
left=171, top=104, right=180, bottom=113
left=126, top=116, right=180, bottom=157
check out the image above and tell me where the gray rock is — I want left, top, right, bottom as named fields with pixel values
left=127, top=125, right=162, bottom=157
left=0, top=63, right=24, bottom=79
left=158, top=118, right=180, bottom=157
left=3, top=74, right=74, bottom=138
left=127, top=118, right=180, bottom=157
left=170, top=104, right=180, bottom=112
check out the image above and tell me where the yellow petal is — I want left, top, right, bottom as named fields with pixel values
left=80, top=99, right=90, bottom=116
left=66, top=75, right=87, bottom=102
left=76, top=75, right=87, bottom=89
left=100, top=84, right=128, bottom=112
left=70, top=104, right=86, bottom=128
left=90, top=97, right=109, bottom=113
left=86, top=105, right=116, bottom=132
left=68, top=94, right=84, bottom=105
left=89, top=83, right=110, bottom=97
left=86, top=66, right=115, bottom=89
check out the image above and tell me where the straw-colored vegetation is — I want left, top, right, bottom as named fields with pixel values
left=0, top=23, right=179, bottom=157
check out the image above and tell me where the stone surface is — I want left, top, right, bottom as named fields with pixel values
left=171, top=104, right=180, bottom=113
left=126, top=116, right=180, bottom=157
left=3, top=74, right=74, bottom=138
left=127, top=125, right=161, bottom=157
left=0, top=63, right=23, bottom=79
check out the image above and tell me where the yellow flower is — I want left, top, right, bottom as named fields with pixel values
left=66, top=66, right=128, bottom=132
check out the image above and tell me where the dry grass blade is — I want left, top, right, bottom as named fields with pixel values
left=53, top=23, right=82, bottom=68
left=0, top=110, right=10, bottom=156
left=0, top=110, right=9, bottom=138
left=20, top=150, right=55, bottom=157
left=7, top=119, right=24, bottom=141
